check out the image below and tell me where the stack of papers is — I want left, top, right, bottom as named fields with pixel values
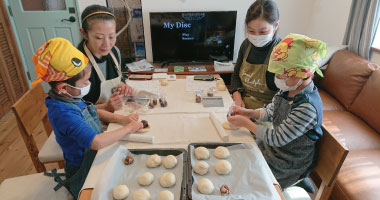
left=126, top=59, right=154, bottom=72
left=127, top=80, right=160, bottom=95
left=186, top=76, right=216, bottom=91
left=214, top=61, right=234, bottom=72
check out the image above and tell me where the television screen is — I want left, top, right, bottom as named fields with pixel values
left=150, top=11, right=237, bottom=63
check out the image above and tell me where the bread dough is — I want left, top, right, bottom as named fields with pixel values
left=163, top=155, right=177, bottom=169
left=138, top=172, right=154, bottom=186
left=113, top=184, right=129, bottom=200
left=146, top=154, right=161, bottom=168
left=138, top=126, right=151, bottom=133
left=217, top=84, right=226, bottom=91
left=215, top=160, right=232, bottom=175
left=214, top=146, right=230, bottom=159
left=132, top=188, right=151, bottom=200
left=193, top=161, right=209, bottom=175
left=222, top=121, right=239, bottom=130
left=216, top=79, right=224, bottom=85
left=194, top=146, right=209, bottom=160
left=159, top=172, right=176, bottom=188
left=197, top=178, right=214, bottom=195
left=160, top=79, right=168, bottom=86
left=157, top=190, right=174, bottom=200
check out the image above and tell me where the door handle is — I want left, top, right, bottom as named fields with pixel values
left=61, top=16, right=76, bottom=23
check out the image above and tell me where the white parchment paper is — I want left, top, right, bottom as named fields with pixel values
left=91, top=145, right=184, bottom=200
left=189, top=144, right=281, bottom=200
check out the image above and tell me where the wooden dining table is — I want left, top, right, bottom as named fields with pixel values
left=78, top=74, right=285, bottom=200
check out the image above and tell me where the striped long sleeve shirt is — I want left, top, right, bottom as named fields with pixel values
left=256, top=95, right=318, bottom=147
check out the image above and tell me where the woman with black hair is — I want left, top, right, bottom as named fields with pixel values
left=231, top=0, right=281, bottom=109
left=78, top=4, right=133, bottom=112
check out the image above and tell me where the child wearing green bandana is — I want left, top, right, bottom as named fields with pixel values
left=228, top=33, right=327, bottom=188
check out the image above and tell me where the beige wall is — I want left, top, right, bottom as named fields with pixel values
left=77, top=0, right=106, bottom=12
left=79, top=0, right=356, bottom=62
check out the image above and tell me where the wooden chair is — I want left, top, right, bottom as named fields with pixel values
left=11, top=83, right=64, bottom=173
left=283, top=124, right=349, bottom=200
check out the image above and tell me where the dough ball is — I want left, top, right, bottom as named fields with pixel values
left=160, top=79, right=168, bottom=86
left=215, top=160, right=232, bottom=175
left=216, top=79, right=224, bottom=85
left=197, top=178, right=214, bottom=195
left=214, top=146, right=230, bottom=159
left=194, top=147, right=209, bottom=160
left=217, top=84, right=226, bottom=91
left=193, top=161, right=209, bottom=175
left=146, top=154, right=161, bottom=168
left=159, top=172, right=176, bottom=188
left=222, top=121, right=239, bottom=130
left=113, top=184, right=129, bottom=200
left=138, top=120, right=151, bottom=133
left=220, top=184, right=231, bottom=195
left=157, top=190, right=174, bottom=200
left=163, top=155, right=177, bottom=169
left=138, top=172, right=154, bottom=186
left=132, top=188, right=151, bottom=200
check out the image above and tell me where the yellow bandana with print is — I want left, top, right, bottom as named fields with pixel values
left=268, top=33, right=327, bottom=79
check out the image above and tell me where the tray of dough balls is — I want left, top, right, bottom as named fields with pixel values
left=91, top=145, right=187, bottom=200
left=187, top=143, right=281, bottom=200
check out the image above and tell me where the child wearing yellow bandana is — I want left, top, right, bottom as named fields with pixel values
left=228, top=33, right=326, bottom=189
left=32, top=38, right=142, bottom=198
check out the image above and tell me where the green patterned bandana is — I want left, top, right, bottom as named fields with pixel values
left=268, top=33, right=327, bottom=78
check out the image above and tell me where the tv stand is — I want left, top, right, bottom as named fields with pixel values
left=159, top=61, right=213, bottom=68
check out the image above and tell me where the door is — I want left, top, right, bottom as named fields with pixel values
left=8, top=0, right=81, bottom=88
left=0, top=1, right=29, bottom=117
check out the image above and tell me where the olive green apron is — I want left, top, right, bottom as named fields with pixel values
left=239, top=44, right=277, bottom=109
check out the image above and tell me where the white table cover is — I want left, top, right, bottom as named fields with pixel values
left=80, top=79, right=279, bottom=198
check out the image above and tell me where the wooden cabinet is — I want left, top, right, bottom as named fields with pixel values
left=0, top=1, right=29, bottom=117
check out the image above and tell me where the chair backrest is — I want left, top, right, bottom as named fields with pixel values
left=11, top=83, right=51, bottom=172
left=313, top=124, right=349, bottom=200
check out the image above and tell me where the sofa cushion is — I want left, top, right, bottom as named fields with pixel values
left=332, top=150, right=380, bottom=200
left=350, top=70, right=380, bottom=133
left=323, top=111, right=380, bottom=150
left=318, top=89, right=345, bottom=111
left=319, top=50, right=378, bottom=110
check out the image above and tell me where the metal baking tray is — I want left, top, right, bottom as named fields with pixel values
left=187, top=143, right=241, bottom=199
left=129, top=148, right=188, bottom=200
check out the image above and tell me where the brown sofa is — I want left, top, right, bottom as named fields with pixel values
left=315, top=50, right=380, bottom=200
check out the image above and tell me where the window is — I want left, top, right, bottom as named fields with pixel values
left=372, top=22, right=380, bottom=50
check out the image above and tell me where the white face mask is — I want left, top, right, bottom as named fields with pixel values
left=65, top=83, right=91, bottom=99
left=274, top=77, right=302, bottom=92
left=247, top=32, right=273, bottom=47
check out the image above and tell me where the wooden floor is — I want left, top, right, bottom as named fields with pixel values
left=0, top=110, right=59, bottom=184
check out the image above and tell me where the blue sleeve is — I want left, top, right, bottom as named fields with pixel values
left=56, top=108, right=97, bottom=149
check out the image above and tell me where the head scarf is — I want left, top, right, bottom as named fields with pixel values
left=268, top=33, right=327, bottom=78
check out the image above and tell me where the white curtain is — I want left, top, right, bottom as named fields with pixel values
left=343, top=0, right=380, bottom=59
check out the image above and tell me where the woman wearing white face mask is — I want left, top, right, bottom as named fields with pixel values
left=231, top=0, right=280, bottom=109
